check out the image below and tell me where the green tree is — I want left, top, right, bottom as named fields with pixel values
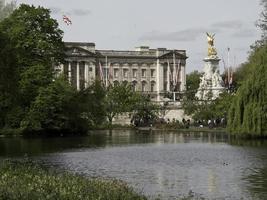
left=182, top=92, right=233, bottom=123
left=78, top=80, right=106, bottom=128
left=227, top=45, right=267, bottom=136
left=257, top=0, right=267, bottom=44
left=227, top=0, right=267, bottom=136
left=0, top=31, right=19, bottom=128
left=131, top=95, right=159, bottom=127
left=185, top=70, right=202, bottom=100
left=0, top=4, right=65, bottom=129
left=21, top=77, right=89, bottom=135
left=105, top=83, right=136, bottom=125
left=0, top=4, right=64, bottom=67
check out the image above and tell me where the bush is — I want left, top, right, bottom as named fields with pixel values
left=0, top=160, right=147, bottom=200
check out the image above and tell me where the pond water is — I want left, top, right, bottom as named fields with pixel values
left=1, top=130, right=267, bottom=200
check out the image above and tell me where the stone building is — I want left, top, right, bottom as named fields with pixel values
left=58, top=42, right=188, bottom=101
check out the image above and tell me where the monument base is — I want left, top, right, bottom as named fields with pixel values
left=195, top=56, right=225, bottom=100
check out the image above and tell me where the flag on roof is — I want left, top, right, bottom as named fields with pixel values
left=63, top=15, right=72, bottom=25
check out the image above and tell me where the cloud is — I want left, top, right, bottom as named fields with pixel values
left=49, top=7, right=91, bottom=16
left=139, top=27, right=220, bottom=42
left=71, top=9, right=91, bottom=16
left=49, top=7, right=62, bottom=14
left=211, top=20, right=244, bottom=29
left=232, top=28, right=256, bottom=38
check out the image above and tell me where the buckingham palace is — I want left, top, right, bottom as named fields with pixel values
left=58, top=42, right=188, bottom=101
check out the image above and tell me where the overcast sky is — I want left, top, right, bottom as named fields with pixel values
left=9, top=0, right=263, bottom=73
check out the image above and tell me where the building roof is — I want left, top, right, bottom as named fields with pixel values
left=64, top=42, right=187, bottom=59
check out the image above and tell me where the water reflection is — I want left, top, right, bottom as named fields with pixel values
left=0, top=130, right=267, bottom=199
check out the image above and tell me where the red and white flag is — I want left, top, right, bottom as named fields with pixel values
left=99, top=62, right=104, bottom=81
left=63, top=15, right=72, bottom=25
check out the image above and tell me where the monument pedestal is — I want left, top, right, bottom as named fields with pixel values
left=195, top=56, right=224, bottom=100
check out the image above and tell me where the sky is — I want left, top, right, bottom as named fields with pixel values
left=7, top=0, right=263, bottom=73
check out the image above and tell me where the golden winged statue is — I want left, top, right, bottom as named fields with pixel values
left=206, top=32, right=217, bottom=57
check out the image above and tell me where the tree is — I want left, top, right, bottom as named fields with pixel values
left=227, top=0, right=267, bottom=136
left=78, top=80, right=106, bottom=128
left=227, top=45, right=267, bottom=136
left=185, top=70, right=202, bottom=100
left=131, top=95, right=159, bottom=127
left=0, top=31, right=19, bottom=128
left=105, top=83, right=136, bottom=125
left=0, top=4, right=65, bottom=130
left=257, top=0, right=267, bottom=44
left=182, top=92, right=233, bottom=124
left=0, top=4, right=64, bottom=67
left=21, top=77, right=89, bottom=135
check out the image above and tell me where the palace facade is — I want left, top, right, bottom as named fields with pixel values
left=58, top=42, right=188, bottom=101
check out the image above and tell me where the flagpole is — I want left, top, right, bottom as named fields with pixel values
left=227, top=47, right=230, bottom=89
left=173, top=51, right=176, bottom=101
left=167, top=59, right=170, bottom=92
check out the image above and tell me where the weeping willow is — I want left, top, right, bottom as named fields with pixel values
left=227, top=45, right=267, bottom=136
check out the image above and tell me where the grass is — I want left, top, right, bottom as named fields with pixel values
left=0, top=160, right=147, bottom=200
left=0, top=128, right=23, bottom=136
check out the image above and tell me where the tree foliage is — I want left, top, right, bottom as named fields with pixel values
left=0, top=30, right=19, bottom=128
left=182, top=92, right=233, bottom=123
left=227, top=45, right=267, bottom=136
left=185, top=70, right=202, bottom=100
left=21, top=77, right=89, bottom=134
left=227, top=0, right=267, bottom=136
left=257, top=0, right=267, bottom=44
left=0, top=4, right=64, bottom=67
left=0, top=4, right=70, bottom=134
left=131, top=95, right=159, bottom=127
left=78, top=80, right=106, bottom=127
left=105, top=83, right=137, bottom=125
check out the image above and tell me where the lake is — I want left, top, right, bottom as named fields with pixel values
left=1, top=130, right=267, bottom=199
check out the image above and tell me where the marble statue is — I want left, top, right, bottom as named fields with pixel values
left=195, top=33, right=224, bottom=100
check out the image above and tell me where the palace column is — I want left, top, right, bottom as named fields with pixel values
left=77, top=61, right=80, bottom=90
left=181, top=63, right=186, bottom=91
left=167, top=61, right=170, bottom=92
left=84, top=61, right=89, bottom=88
left=173, top=52, right=176, bottom=92
left=68, top=61, right=71, bottom=83
left=156, top=54, right=160, bottom=101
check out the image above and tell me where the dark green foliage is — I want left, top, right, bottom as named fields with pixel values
left=182, top=92, right=233, bottom=122
left=0, top=31, right=19, bottom=128
left=21, top=77, right=89, bottom=134
left=19, top=64, right=53, bottom=106
left=78, top=80, right=106, bottom=128
left=227, top=45, right=267, bottom=136
left=185, top=70, right=202, bottom=100
left=0, top=160, right=147, bottom=200
left=105, top=83, right=137, bottom=125
left=0, top=4, right=64, bottom=67
left=131, top=95, right=159, bottom=127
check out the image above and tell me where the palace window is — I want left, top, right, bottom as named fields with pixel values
left=132, top=69, right=137, bottom=78
left=151, top=81, right=156, bottom=92
left=123, top=69, right=128, bottom=78
left=132, top=81, right=137, bottom=91
left=151, top=69, right=155, bottom=77
left=114, top=68, right=119, bottom=78
left=141, top=69, right=146, bottom=77
left=141, top=81, right=147, bottom=92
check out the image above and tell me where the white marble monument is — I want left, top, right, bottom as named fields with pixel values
left=195, top=33, right=224, bottom=100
